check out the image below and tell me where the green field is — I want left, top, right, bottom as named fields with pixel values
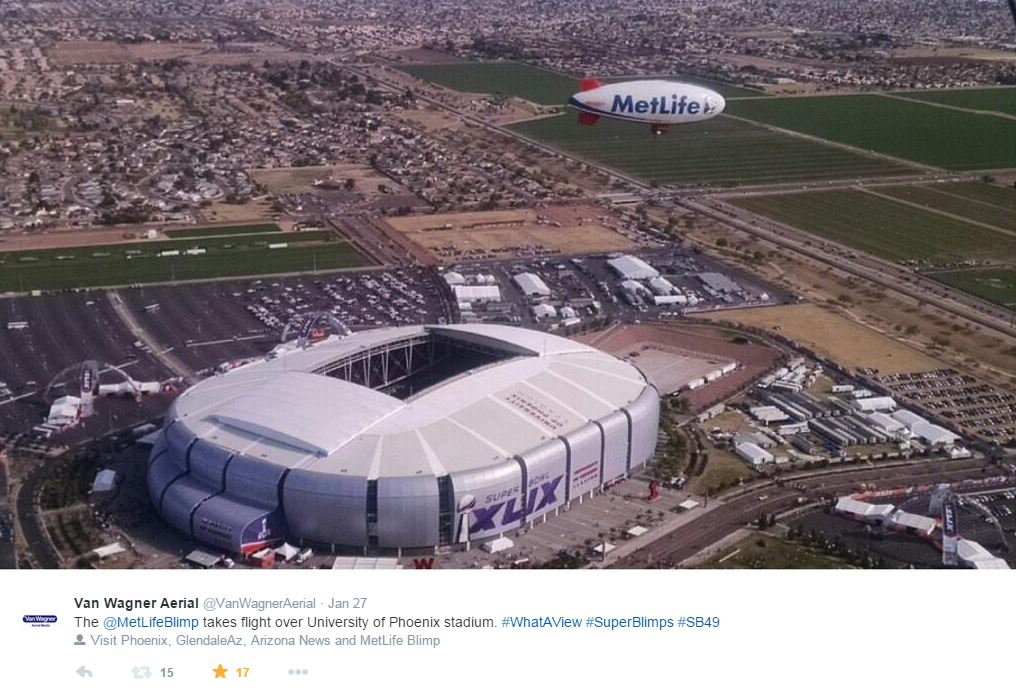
left=511, top=114, right=914, bottom=186
left=897, top=87, right=1016, bottom=117
left=731, top=188, right=1016, bottom=265
left=403, top=62, right=577, bottom=105
left=727, top=94, right=1016, bottom=170
left=402, top=62, right=758, bottom=104
left=929, top=180, right=1016, bottom=208
left=598, top=75, right=760, bottom=99
left=875, top=183, right=1016, bottom=233
left=163, top=222, right=281, bottom=239
left=698, top=534, right=851, bottom=569
left=929, top=268, right=1016, bottom=307
left=0, top=232, right=365, bottom=292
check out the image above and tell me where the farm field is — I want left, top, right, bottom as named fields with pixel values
left=402, top=61, right=761, bottom=105
left=928, top=268, right=1016, bottom=307
left=0, top=231, right=365, bottom=292
left=511, top=114, right=912, bottom=186
left=928, top=180, right=1016, bottom=208
left=402, top=62, right=577, bottom=105
left=163, top=222, right=281, bottom=239
left=873, top=183, right=1016, bottom=233
left=730, top=188, right=1016, bottom=265
left=895, top=87, right=1016, bottom=117
left=727, top=94, right=1016, bottom=170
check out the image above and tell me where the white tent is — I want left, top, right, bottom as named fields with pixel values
left=513, top=272, right=551, bottom=297
left=274, top=542, right=300, bottom=561
left=532, top=303, right=557, bottom=319
left=453, top=285, right=501, bottom=302
left=92, top=543, right=126, bottom=559
left=481, top=537, right=514, bottom=554
left=92, top=469, right=118, bottom=494
left=608, top=255, right=658, bottom=280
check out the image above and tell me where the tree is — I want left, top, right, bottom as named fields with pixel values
left=344, top=177, right=355, bottom=191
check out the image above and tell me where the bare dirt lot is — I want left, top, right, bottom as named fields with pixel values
left=47, top=41, right=211, bottom=65
left=252, top=164, right=402, bottom=199
left=47, top=41, right=320, bottom=67
left=203, top=200, right=277, bottom=223
left=583, top=323, right=783, bottom=407
left=891, top=47, right=1016, bottom=64
left=386, top=204, right=636, bottom=262
left=386, top=48, right=468, bottom=64
left=700, top=304, right=945, bottom=374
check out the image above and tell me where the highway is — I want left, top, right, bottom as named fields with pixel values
left=613, top=459, right=999, bottom=568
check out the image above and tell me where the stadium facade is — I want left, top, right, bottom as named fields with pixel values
left=148, top=324, right=659, bottom=554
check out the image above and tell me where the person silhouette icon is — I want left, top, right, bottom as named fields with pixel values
left=74, top=634, right=85, bottom=645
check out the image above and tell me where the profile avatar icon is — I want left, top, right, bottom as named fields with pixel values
left=74, top=634, right=85, bottom=646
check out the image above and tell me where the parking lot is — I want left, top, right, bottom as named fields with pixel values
left=119, top=267, right=449, bottom=373
left=0, top=293, right=173, bottom=436
left=869, top=368, right=1016, bottom=444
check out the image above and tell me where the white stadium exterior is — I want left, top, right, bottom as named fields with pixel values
left=148, top=324, right=660, bottom=555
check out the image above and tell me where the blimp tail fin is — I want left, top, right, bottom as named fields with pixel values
left=577, top=112, right=599, bottom=126
left=579, top=78, right=601, bottom=92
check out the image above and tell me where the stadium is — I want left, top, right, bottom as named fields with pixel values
left=147, top=324, right=660, bottom=555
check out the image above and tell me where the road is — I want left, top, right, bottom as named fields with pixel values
left=612, top=459, right=997, bottom=568
left=0, top=451, right=14, bottom=568
left=15, top=458, right=62, bottom=569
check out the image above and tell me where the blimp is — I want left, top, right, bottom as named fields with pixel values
left=568, top=79, right=725, bottom=135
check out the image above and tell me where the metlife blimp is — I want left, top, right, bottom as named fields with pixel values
left=568, top=78, right=725, bottom=134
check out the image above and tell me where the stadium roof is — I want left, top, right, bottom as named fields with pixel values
left=169, top=325, right=651, bottom=479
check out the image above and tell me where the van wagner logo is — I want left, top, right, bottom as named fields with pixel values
left=23, top=614, right=58, bottom=627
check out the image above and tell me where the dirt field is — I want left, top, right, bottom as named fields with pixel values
left=47, top=41, right=211, bottom=65
left=47, top=40, right=320, bottom=67
left=700, top=304, right=945, bottom=374
left=398, top=108, right=463, bottom=131
left=386, top=204, right=635, bottom=261
left=0, top=227, right=155, bottom=252
left=203, top=200, right=277, bottom=223
left=892, top=47, right=1016, bottom=63
left=582, top=323, right=783, bottom=406
left=387, top=48, right=468, bottom=64
left=253, top=164, right=400, bottom=198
